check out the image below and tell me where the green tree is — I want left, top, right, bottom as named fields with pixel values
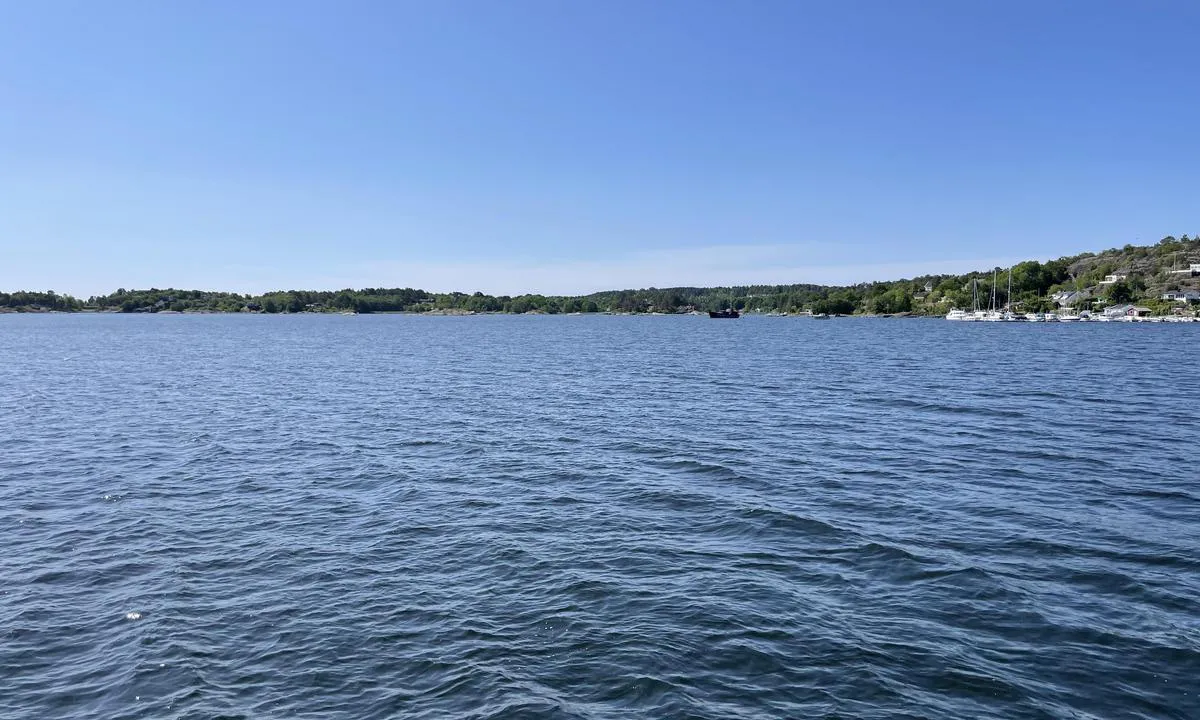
left=1107, top=280, right=1133, bottom=303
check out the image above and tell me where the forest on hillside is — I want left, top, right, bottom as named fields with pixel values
left=4, top=235, right=1198, bottom=315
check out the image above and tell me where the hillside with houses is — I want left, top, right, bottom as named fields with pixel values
left=1051, top=237, right=1200, bottom=312
left=911, top=234, right=1200, bottom=318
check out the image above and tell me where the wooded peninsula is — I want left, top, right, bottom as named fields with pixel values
left=4, top=235, right=1198, bottom=316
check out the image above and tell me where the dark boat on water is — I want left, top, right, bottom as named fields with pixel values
left=708, top=309, right=740, bottom=319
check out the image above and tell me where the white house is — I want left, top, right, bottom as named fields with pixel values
left=1098, top=273, right=1128, bottom=285
left=1170, top=263, right=1200, bottom=276
left=1161, top=290, right=1200, bottom=303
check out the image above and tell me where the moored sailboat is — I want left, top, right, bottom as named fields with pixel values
left=946, top=278, right=984, bottom=321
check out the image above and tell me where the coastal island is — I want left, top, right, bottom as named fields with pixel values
left=4, top=235, right=1198, bottom=319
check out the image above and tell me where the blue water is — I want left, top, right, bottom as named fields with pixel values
left=2, top=314, right=1198, bottom=719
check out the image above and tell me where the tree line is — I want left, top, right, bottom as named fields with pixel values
left=4, top=235, right=1197, bottom=315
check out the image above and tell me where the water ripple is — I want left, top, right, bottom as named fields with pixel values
left=1, top=314, right=1198, bottom=719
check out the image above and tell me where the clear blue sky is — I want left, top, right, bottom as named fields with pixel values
left=2, top=0, right=1197, bottom=296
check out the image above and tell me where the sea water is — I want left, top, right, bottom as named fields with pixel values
left=2, top=314, right=1197, bottom=719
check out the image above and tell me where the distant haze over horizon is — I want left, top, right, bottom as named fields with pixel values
left=2, top=1, right=1196, bottom=297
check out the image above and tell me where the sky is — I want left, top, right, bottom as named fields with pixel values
left=1, top=0, right=1197, bottom=297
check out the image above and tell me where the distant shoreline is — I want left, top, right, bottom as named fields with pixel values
left=6, top=309, right=1197, bottom=323
left=4, top=235, right=1198, bottom=317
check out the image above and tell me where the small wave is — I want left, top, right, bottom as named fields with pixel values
left=6, top=313, right=1200, bottom=719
